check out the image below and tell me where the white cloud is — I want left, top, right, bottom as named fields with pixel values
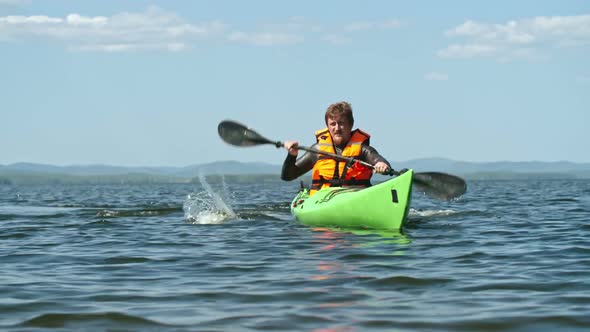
left=71, top=42, right=186, bottom=53
left=344, top=21, right=374, bottom=32
left=439, top=15, right=590, bottom=59
left=0, top=6, right=226, bottom=52
left=0, top=7, right=404, bottom=51
left=0, top=0, right=30, bottom=6
left=228, top=31, right=304, bottom=46
left=328, top=19, right=402, bottom=44
left=321, top=34, right=351, bottom=45
left=438, top=43, right=498, bottom=58
left=1, top=15, right=62, bottom=24
left=424, top=72, right=449, bottom=81
left=232, top=17, right=402, bottom=46
left=66, top=14, right=108, bottom=26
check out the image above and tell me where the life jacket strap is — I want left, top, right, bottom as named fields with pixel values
left=311, top=176, right=371, bottom=190
left=310, top=176, right=341, bottom=190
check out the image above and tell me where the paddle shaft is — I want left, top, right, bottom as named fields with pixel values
left=276, top=138, right=466, bottom=198
left=217, top=120, right=467, bottom=199
left=276, top=140, right=399, bottom=176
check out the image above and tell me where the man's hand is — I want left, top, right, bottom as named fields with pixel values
left=373, top=161, right=390, bottom=174
left=283, top=141, right=299, bottom=156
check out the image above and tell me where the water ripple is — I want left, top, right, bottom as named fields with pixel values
left=19, top=312, right=171, bottom=330
left=1, top=179, right=589, bottom=331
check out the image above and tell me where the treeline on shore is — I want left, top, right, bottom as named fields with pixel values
left=462, top=172, right=585, bottom=180
left=0, top=173, right=284, bottom=185
left=1, top=170, right=589, bottom=185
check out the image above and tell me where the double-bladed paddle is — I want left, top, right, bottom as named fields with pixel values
left=218, top=120, right=467, bottom=200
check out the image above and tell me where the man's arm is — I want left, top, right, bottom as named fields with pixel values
left=280, top=144, right=319, bottom=181
left=361, top=145, right=392, bottom=173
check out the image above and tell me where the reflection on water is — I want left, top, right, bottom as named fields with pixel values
left=312, top=227, right=411, bottom=247
left=308, top=227, right=411, bottom=281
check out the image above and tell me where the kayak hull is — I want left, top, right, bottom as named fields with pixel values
left=290, top=170, right=413, bottom=230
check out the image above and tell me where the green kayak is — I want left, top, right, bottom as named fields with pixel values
left=290, top=169, right=413, bottom=231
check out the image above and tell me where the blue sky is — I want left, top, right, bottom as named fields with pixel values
left=1, top=0, right=589, bottom=167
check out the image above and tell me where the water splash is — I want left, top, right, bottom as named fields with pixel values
left=409, top=208, right=456, bottom=218
left=183, top=173, right=237, bottom=224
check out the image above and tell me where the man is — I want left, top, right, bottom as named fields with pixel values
left=281, top=101, right=392, bottom=195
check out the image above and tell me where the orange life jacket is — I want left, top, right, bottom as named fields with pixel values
left=310, top=128, right=373, bottom=195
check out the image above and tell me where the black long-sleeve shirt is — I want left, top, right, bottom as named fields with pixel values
left=280, top=142, right=391, bottom=181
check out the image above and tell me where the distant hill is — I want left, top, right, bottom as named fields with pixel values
left=0, top=161, right=281, bottom=177
left=171, top=161, right=281, bottom=177
left=0, top=161, right=282, bottom=184
left=399, top=158, right=590, bottom=175
left=1, top=159, right=589, bottom=184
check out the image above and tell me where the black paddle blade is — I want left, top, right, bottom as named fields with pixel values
left=218, top=120, right=277, bottom=147
left=412, top=172, right=467, bottom=200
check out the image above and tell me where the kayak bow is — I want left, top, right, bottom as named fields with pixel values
left=290, top=170, right=413, bottom=231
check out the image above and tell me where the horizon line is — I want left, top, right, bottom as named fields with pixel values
left=1, top=158, right=590, bottom=168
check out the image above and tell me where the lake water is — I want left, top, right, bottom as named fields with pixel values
left=1, top=177, right=589, bottom=331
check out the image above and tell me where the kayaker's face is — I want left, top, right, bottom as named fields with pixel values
left=327, top=115, right=352, bottom=146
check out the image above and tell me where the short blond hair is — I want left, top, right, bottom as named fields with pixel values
left=325, top=101, right=354, bottom=126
